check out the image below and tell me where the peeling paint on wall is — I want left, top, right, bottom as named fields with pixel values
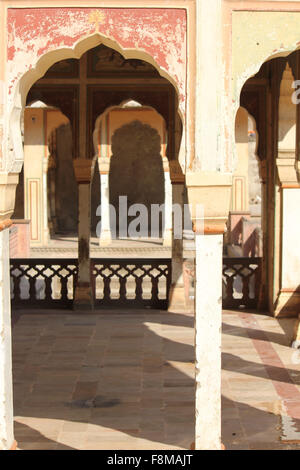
left=7, top=8, right=187, bottom=107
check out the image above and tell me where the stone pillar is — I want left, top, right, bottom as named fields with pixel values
left=168, top=161, right=185, bottom=311
left=163, top=159, right=172, bottom=246
left=194, top=231, right=223, bottom=449
left=73, top=159, right=94, bottom=310
left=24, top=108, right=45, bottom=246
left=0, top=173, right=19, bottom=450
left=186, top=171, right=232, bottom=450
left=274, top=186, right=300, bottom=316
left=274, top=64, right=300, bottom=317
left=98, top=158, right=112, bottom=246
left=47, top=151, right=57, bottom=237
left=42, top=158, right=50, bottom=245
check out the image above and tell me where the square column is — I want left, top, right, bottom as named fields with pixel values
left=24, top=108, right=46, bottom=246
left=187, top=171, right=232, bottom=450
left=73, top=159, right=94, bottom=310
left=98, top=159, right=112, bottom=246
left=163, top=160, right=172, bottom=247
left=0, top=226, right=14, bottom=450
left=0, top=173, right=19, bottom=450
left=168, top=161, right=186, bottom=311
left=194, top=232, right=223, bottom=449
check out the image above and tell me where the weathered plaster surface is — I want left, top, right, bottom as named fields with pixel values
left=7, top=8, right=186, bottom=103
left=195, top=233, right=222, bottom=450
left=0, top=229, right=14, bottom=450
left=4, top=7, right=187, bottom=175
left=228, top=11, right=300, bottom=174
left=232, top=11, right=300, bottom=104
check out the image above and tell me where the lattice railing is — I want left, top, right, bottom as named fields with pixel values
left=222, top=257, right=262, bottom=309
left=10, top=258, right=171, bottom=310
left=92, top=259, right=171, bottom=309
left=10, top=258, right=78, bottom=309
left=10, top=257, right=261, bottom=310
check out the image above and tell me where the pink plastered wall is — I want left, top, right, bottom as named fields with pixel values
left=7, top=7, right=187, bottom=105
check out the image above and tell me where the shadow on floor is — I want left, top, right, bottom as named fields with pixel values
left=11, top=310, right=300, bottom=450
left=14, top=422, right=75, bottom=450
left=12, top=310, right=195, bottom=450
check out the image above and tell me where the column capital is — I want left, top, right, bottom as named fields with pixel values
left=73, top=158, right=93, bottom=184
left=0, top=172, right=19, bottom=223
left=186, top=171, right=232, bottom=235
left=98, top=157, right=110, bottom=175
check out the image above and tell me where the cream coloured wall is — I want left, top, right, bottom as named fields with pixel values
left=232, top=107, right=249, bottom=212
left=24, top=107, right=69, bottom=246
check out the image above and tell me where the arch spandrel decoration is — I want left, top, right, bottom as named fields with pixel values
left=5, top=7, right=187, bottom=174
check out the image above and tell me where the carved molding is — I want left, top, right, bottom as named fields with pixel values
left=186, top=172, right=232, bottom=234
left=73, top=158, right=93, bottom=184
left=98, top=157, right=110, bottom=175
left=276, top=156, right=299, bottom=186
left=0, top=173, right=19, bottom=222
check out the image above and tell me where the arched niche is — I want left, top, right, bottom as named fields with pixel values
left=92, top=101, right=171, bottom=243
left=7, top=28, right=185, bottom=176
left=23, top=102, right=77, bottom=246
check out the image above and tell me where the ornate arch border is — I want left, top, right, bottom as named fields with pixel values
left=2, top=4, right=196, bottom=176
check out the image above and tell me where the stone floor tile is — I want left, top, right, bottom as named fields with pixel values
left=11, top=309, right=300, bottom=450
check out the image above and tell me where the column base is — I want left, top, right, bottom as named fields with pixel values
left=163, top=230, right=172, bottom=247
left=73, top=283, right=94, bottom=311
left=98, top=232, right=112, bottom=247
left=168, top=284, right=186, bottom=312
left=274, top=291, right=300, bottom=318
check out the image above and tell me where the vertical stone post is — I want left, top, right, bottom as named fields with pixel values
left=187, top=172, right=232, bottom=450
left=194, top=230, right=223, bottom=449
left=98, top=158, right=112, bottom=246
left=168, top=161, right=186, bottom=311
left=274, top=63, right=300, bottom=317
left=73, top=159, right=94, bottom=310
left=24, top=108, right=45, bottom=246
left=163, top=159, right=172, bottom=247
left=42, top=158, right=50, bottom=245
left=0, top=173, right=19, bottom=450
left=0, top=226, right=14, bottom=450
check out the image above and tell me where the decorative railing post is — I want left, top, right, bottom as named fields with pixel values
left=73, top=159, right=94, bottom=310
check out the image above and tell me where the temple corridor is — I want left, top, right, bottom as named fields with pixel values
left=11, top=309, right=300, bottom=450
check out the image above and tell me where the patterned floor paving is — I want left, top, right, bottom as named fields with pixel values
left=12, top=310, right=195, bottom=450
left=222, top=311, right=300, bottom=450
left=11, top=309, right=300, bottom=450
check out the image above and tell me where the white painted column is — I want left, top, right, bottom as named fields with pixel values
left=42, top=159, right=49, bottom=245
left=191, top=0, right=224, bottom=450
left=195, top=232, right=222, bottom=450
left=0, top=227, right=14, bottom=450
left=163, top=170, right=172, bottom=246
left=99, top=170, right=112, bottom=246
